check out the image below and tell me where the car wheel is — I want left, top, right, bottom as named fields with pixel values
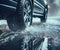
left=41, top=16, right=46, bottom=23
left=7, top=13, right=20, bottom=31
left=7, top=0, right=33, bottom=31
left=24, top=0, right=32, bottom=27
left=41, top=8, right=48, bottom=23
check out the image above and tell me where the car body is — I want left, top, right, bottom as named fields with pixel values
left=0, top=0, right=48, bottom=31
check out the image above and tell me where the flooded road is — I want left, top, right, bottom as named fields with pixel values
left=0, top=16, right=60, bottom=50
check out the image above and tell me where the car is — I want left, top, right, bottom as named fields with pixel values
left=0, top=0, right=48, bottom=31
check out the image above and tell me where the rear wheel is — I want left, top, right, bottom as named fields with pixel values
left=24, top=0, right=32, bottom=27
left=41, top=16, right=46, bottom=22
left=41, top=8, right=48, bottom=23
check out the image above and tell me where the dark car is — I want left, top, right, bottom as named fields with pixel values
left=0, top=0, right=48, bottom=31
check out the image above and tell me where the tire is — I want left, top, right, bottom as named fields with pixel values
left=23, top=0, right=32, bottom=27
left=41, top=8, right=48, bottom=23
left=7, top=13, right=25, bottom=31
left=7, top=13, right=21, bottom=31
left=41, top=16, right=46, bottom=23
left=41, top=17, right=46, bottom=22
left=7, top=0, right=33, bottom=31
left=41, top=16, right=47, bottom=22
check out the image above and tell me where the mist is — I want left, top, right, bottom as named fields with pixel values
left=47, top=0, right=60, bottom=16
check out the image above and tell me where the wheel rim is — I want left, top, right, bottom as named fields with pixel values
left=24, top=0, right=31, bottom=27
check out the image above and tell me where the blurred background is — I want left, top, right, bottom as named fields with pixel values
left=47, top=0, right=60, bottom=16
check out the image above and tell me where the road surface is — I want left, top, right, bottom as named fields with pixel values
left=0, top=16, right=60, bottom=50
left=24, top=16, right=60, bottom=50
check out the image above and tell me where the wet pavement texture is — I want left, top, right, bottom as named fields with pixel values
left=0, top=16, right=60, bottom=50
